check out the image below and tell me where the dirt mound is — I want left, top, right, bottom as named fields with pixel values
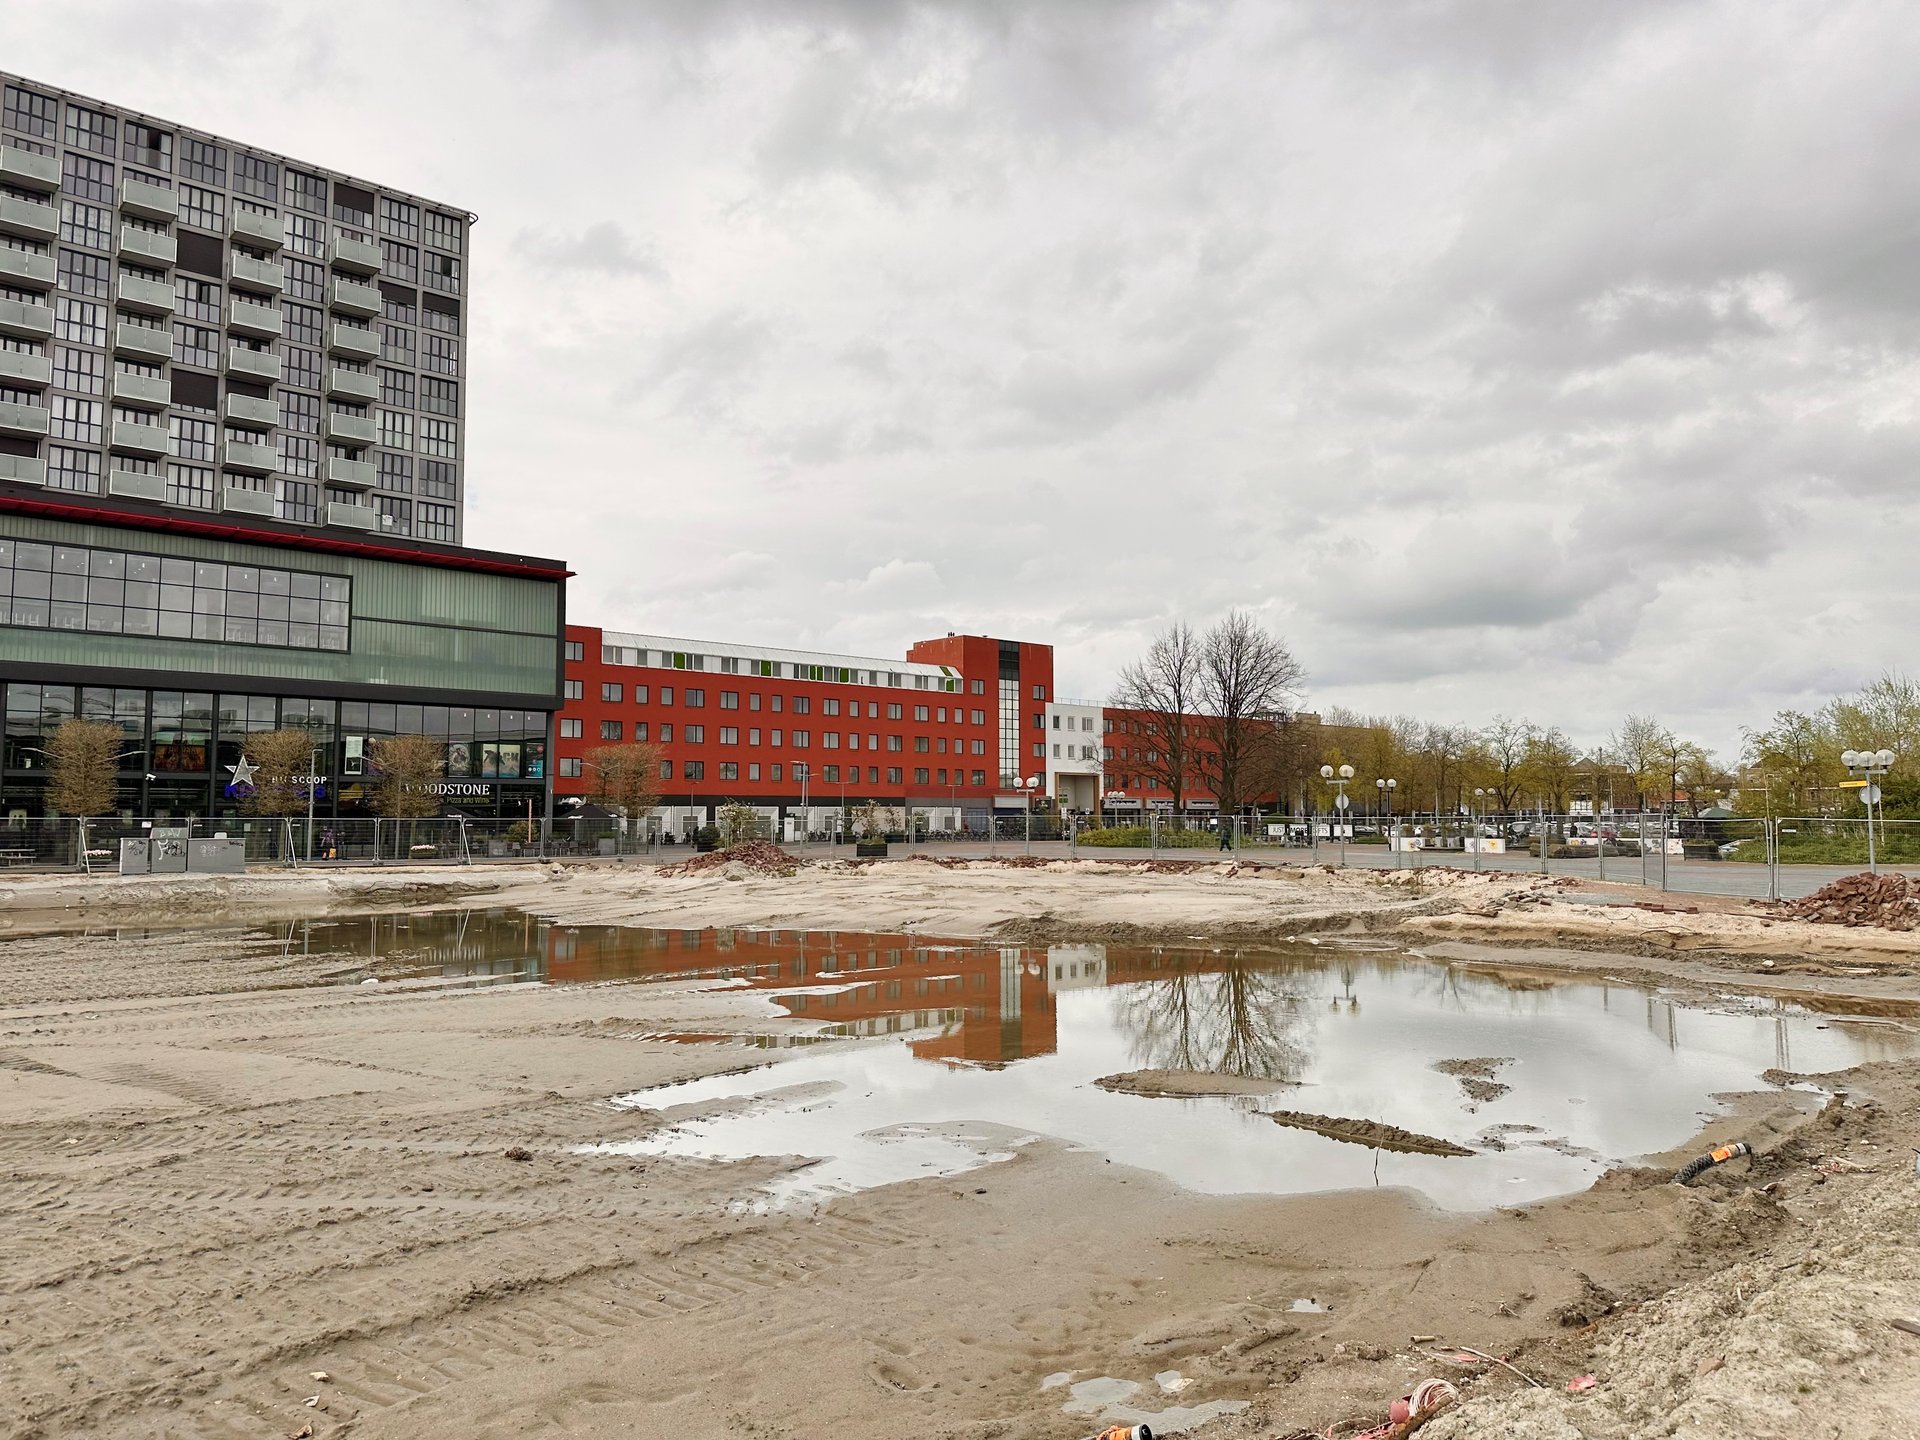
left=1784, top=872, right=1920, bottom=929
left=1094, top=1069, right=1297, bottom=1098
left=1434, top=1056, right=1514, bottom=1104
left=1268, top=1110, right=1475, bottom=1156
left=668, top=841, right=802, bottom=877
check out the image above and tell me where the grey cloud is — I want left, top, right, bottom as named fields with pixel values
left=512, top=221, right=665, bottom=279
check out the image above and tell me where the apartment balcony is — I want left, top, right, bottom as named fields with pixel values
left=110, top=371, right=171, bottom=411
left=223, top=393, right=280, bottom=430
left=230, top=208, right=286, bottom=251
left=226, top=296, right=283, bottom=341
left=0, top=296, right=52, bottom=341
left=118, top=225, right=176, bottom=268
left=326, top=323, right=379, bottom=362
left=0, top=246, right=55, bottom=290
left=110, top=418, right=170, bottom=459
left=224, top=345, right=282, bottom=384
left=107, top=468, right=166, bottom=502
left=324, top=455, right=376, bottom=490
left=0, top=145, right=60, bottom=192
left=326, top=366, right=378, bottom=403
left=0, top=399, right=49, bottom=440
left=114, top=322, right=174, bottom=364
left=221, top=438, right=278, bottom=476
left=0, top=453, right=45, bottom=486
left=0, top=349, right=51, bottom=388
left=328, top=276, right=381, bottom=318
left=115, top=272, right=176, bottom=317
left=119, top=176, right=178, bottom=223
left=228, top=251, right=284, bottom=296
left=326, top=231, right=381, bottom=276
left=0, top=194, right=58, bottom=244
left=220, top=484, right=277, bottom=518
left=324, top=411, right=377, bottom=448
left=325, top=499, right=378, bottom=531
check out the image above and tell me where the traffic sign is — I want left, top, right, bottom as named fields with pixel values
left=1334, top=793, right=1349, bottom=810
left=1860, top=784, right=1882, bottom=807
left=1839, top=778, right=1869, bottom=789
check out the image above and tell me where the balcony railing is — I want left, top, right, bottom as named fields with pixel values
left=0, top=453, right=46, bottom=486
left=0, top=194, right=58, bottom=243
left=115, top=273, right=176, bottom=316
left=110, top=371, right=171, bottom=410
left=0, top=246, right=55, bottom=290
left=230, top=208, right=286, bottom=250
left=0, top=296, right=53, bottom=341
left=114, top=322, right=174, bottom=363
left=224, top=345, right=283, bottom=383
left=110, top=419, right=170, bottom=458
left=0, top=145, right=59, bottom=192
left=119, top=176, right=178, bottom=223
left=117, top=226, right=177, bottom=268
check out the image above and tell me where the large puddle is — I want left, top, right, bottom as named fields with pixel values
left=224, top=910, right=1920, bottom=1212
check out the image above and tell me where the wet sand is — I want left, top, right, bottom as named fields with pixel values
left=5, top=857, right=1920, bottom=1437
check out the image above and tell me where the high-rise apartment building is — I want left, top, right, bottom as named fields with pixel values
left=0, top=71, right=469, bottom=540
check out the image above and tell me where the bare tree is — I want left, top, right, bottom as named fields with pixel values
left=587, top=741, right=665, bottom=819
left=1110, top=622, right=1202, bottom=809
left=1479, top=716, right=1532, bottom=811
left=368, top=734, right=446, bottom=819
left=1192, top=611, right=1305, bottom=815
left=242, top=728, right=322, bottom=817
left=46, top=719, right=121, bottom=817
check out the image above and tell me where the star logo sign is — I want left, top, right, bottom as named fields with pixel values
left=228, top=755, right=259, bottom=788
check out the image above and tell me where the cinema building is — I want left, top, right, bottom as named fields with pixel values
left=0, top=74, right=565, bottom=822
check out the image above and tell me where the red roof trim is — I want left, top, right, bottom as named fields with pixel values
left=0, top=493, right=571, bottom=580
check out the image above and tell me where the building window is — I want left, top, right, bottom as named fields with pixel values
left=52, top=345, right=104, bottom=395
left=4, top=84, right=57, bottom=140
left=286, top=169, right=327, bottom=215
left=45, top=446, right=101, bottom=493
left=178, top=184, right=224, bottom=232
left=177, top=276, right=221, bottom=324
left=558, top=757, right=582, bottom=778
left=374, top=494, right=410, bottom=533
left=171, top=322, right=219, bottom=369
left=284, top=346, right=321, bottom=392
left=377, top=451, right=412, bottom=492
left=287, top=213, right=325, bottom=259
left=424, top=210, right=464, bottom=252
left=56, top=248, right=109, bottom=298
left=631, top=685, right=649, bottom=704
left=379, top=322, right=414, bottom=366
left=282, top=301, right=321, bottom=346
left=422, top=333, right=458, bottom=376
left=563, top=679, right=583, bottom=700
left=61, top=152, right=114, bottom=204
left=420, top=377, right=458, bottom=416
left=424, top=304, right=460, bottom=336
left=164, top=463, right=215, bottom=510
left=180, top=136, right=225, bottom=185
left=169, top=414, right=215, bottom=461
left=122, top=122, right=172, bottom=171
left=284, top=257, right=324, bottom=303
left=719, top=691, right=739, bottom=709
left=277, top=479, right=317, bottom=523
left=58, top=200, right=111, bottom=253
left=378, top=409, right=413, bottom=450
left=564, top=640, right=584, bottom=662
left=280, top=390, right=320, bottom=435
left=379, top=197, right=419, bottom=241
left=233, top=152, right=278, bottom=201
left=379, top=239, right=418, bottom=283
left=601, top=682, right=622, bottom=703
left=559, top=718, right=582, bottom=738
left=684, top=688, right=705, bottom=708
left=419, top=417, right=456, bottom=458
left=915, top=768, right=930, bottom=785
left=418, top=503, right=455, bottom=542
left=599, top=720, right=622, bottom=741
left=64, top=104, right=116, bottom=156
left=379, top=367, right=414, bottom=407
left=423, top=251, right=461, bottom=295
left=51, top=395, right=101, bottom=444
left=720, top=727, right=739, bottom=745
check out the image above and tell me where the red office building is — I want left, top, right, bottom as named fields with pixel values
left=554, top=625, right=1053, bottom=835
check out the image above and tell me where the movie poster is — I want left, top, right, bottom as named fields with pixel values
left=445, top=741, right=471, bottom=777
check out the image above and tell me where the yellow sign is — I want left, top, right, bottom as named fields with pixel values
left=1838, top=779, right=1869, bottom=788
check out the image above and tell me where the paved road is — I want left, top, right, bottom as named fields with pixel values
left=777, top=837, right=1919, bottom=902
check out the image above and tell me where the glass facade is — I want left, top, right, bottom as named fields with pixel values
left=2, top=680, right=548, bottom=819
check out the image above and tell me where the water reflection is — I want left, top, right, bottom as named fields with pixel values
left=1113, top=960, right=1314, bottom=1080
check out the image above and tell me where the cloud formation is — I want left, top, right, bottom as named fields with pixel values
left=15, top=0, right=1920, bottom=756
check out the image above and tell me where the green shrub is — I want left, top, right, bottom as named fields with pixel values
left=1076, top=825, right=1215, bottom=848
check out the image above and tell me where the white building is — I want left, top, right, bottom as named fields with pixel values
left=1044, top=701, right=1104, bottom=812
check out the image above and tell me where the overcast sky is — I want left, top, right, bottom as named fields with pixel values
left=13, top=0, right=1917, bottom=756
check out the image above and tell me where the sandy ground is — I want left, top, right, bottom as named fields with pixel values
left=5, top=854, right=1920, bottom=1439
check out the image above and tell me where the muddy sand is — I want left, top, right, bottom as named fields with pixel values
left=4, top=854, right=1920, bottom=1439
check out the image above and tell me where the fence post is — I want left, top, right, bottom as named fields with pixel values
left=1539, top=816, right=1549, bottom=877
left=1150, top=810, right=1159, bottom=859
left=1597, top=822, right=1606, bottom=883
left=1659, top=812, right=1669, bottom=891
left=1766, top=817, right=1779, bottom=901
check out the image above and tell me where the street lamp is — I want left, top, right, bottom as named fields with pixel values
left=1017, top=774, right=1041, bottom=853
left=794, top=763, right=810, bottom=846
left=1841, top=748, right=1897, bottom=874
left=1320, top=763, right=1354, bottom=862
left=1472, top=787, right=1488, bottom=870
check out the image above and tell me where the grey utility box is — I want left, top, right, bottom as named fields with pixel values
left=187, top=837, right=247, bottom=873
left=150, top=827, right=190, bottom=873
left=118, top=837, right=150, bottom=875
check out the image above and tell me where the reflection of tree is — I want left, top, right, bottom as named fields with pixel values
left=1113, top=959, right=1315, bottom=1080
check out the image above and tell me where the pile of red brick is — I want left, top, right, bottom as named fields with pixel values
left=1783, top=872, right=1920, bottom=929
left=672, top=840, right=802, bottom=877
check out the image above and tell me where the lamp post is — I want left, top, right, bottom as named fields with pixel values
left=1017, top=774, right=1041, bottom=854
left=1376, top=776, right=1397, bottom=861
left=1472, top=787, right=1488, bottom=871
left=1320, top=763, right=1353, bottom=863
left=1841, top=748, right=1897, bottom=874
left=794, top=763, right=810, bottom=848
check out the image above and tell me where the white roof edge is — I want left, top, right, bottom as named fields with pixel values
left=600, top=630, right=954, bottom=677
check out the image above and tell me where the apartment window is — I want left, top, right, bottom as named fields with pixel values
left=563, top=679, right=582, bottom=700
left=822, top=732, right=840, bottom=750
left=54, top=248, right=106, bottom=299
left=713, top=761, right=736, bottom=781
left=286, top=169, right=327, bottom=215
left=179, top=136, right=225, bottom=185
left=822, top=765, right=840, bottom=784
left=374, top=494, right=410, bottom=534
left=378, top=409, right=412, bottom=450
left=278, top=434, right=318, bottom=478
left=971, top=739, right=986, bottom=755
left=683, top=761, right=705, bottom=782
left=379, top=322, right=414, bottom=365
left=717, top=691, right=741, bottom=710
left=177, top=183, right=224, bottom=232
left=59, top=200, right=111, bottom=253
left=3, top=84, right=56, bottom=140
left=823, top=699, right=840, bottom=717
left=379, top=197, right=419, bottom=241
left=164, top=463, right=215, bottom=510
left=418, top=502, right=455, bottom=542
left=282, top=390, right=320, bottom=434
left=914, top=768, right=930, bottom=785
left=557, top=757, right=581, bottom=778
left=169, top=414, right=215, bottom=461
left=379, top=239, right=418, bottom=283
left=122, top=122, right=172, bottom=171
left=970, top=709, right=985, bottom=725
left=631, top=685, right=649, bottom=703
left=564, top=640, right=584, bottom=662
left=52, top=346, right=104, bottom=395
left=64, top=104, right=115, bottom=156
left=791, top=730, right=809, bottom=748
left=60, top=152, right=115, bottom=204
left=51, top=396, right=101, bottom=444
left=376, top=451, right=413, bottom=493
left=791, top=696, right=810, bottom=715
left=379, top=366, right=414, bottom=407
left=558, top=718, right=583, bottom=741
left=284, top=346, right=321, bottom=392
left=424, top=210, right=464, bottom=252
left=171, top=322, right=218, bottom=369
left=601, top=682, right=622, bottom=703
left=599, top=720, right=622, bottom=741
left=381, top=293, right=417, bottom=329
left=720, top=727, right=739, bottom=745
left=634, top=722, right=649, bottom=741
left=913, top=736, right=930, bottom=754
left=685, top=725, right=705, bottom=743
left=423, top=333, right=458, bottom=375
left=747, top=763, right=761, bottom=781
left=971, top=770, right=986, bottom=787
left=887, top=735, right=903, bottom=752
left=46, top=445, right=100, bottom=493
left=661, top=687, right=674, bottom=706
left=420, top=377, right=458, bottom=416
left=971, top=679, right=985, bottom=695
left=177, top=276, right=221, bottom=324
left=886, top=703, right=902, bottom=720
left=423, top=251, right=460, bottom=295
left=420, top=417, right=456, bottom=458
left=287, top=213, right=325, bottom=260
left=283, top=256, right=323, bottom=303
left=425, top=304, right=460, bottom=336
left=684, top=688, right=706, bottom=708
left=914, top=706, right=930, bottom=722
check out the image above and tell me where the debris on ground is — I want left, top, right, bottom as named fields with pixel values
left=1266, top=1111, right=1475, bottom=1156
left=1432, top=1057, right=1513, bottom=1105
left=1785, top=872, right=1920, bottom=930
left=668, top=841, right=804, bottom=877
